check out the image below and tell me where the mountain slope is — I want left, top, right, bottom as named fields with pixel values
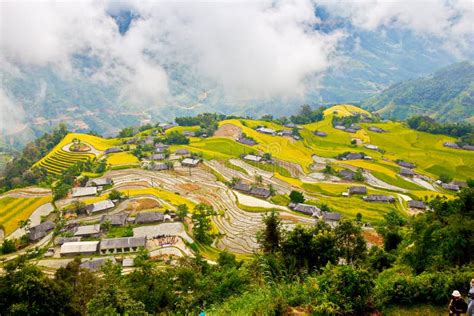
left=361, top=62, right=474, bottom=122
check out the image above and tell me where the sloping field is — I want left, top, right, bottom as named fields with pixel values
left=0, top=196, right=52, bottom=235
left=323, top=104, right=371, bottom=117
left=33, top=133, right=120, bottom=175
left=107, top=152, right=139, bottom=166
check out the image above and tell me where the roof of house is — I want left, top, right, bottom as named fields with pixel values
left=293, top=203, right=321, bottom=216
left=334, top=125, right=346, bottom=130
left=408, top=200, right=426, bottom=209
left=256, top=127, right=276, bottom=134
left=345, top=128, right=357, bottom=133
left=463, top=145, right=474, bottom=151
left=443, top=142, right=460, bottom=148
left=181, top=158, right=200, bottom=166
left=55, top=237, right=81, bottom=246
left=87, top=178, right=112, bottom=187
left=284, top=123, right=296, bottom=128
left=249, top=187, right=271, bottom=198
left=396, top=160, right=415, bottom=169
left=158, top=123, right=177, bottom=130
left=134, top=212, right=164, bottom=224
left=72, top=187, right=97, bottom=198
left=399, top=168, right=415, bottom=176
left=100, top=237, right=146, bottom=250
left=182, top=131, right=195, bottom=136
left=365, top=144, right=378, bottom=150
left=60, top=241, right=99, bottom=255
left=279, top=130, right=293, bottom=136
left=86, top=200, right=115, bottom=214
left=442, top=183, right=460, bottom=191
left=233, top=182, right=252, bottom=192
left=243, top=154, right=262, bottom=162
left=236, top=137, right=257, bottom=146
left=100, top=214, right=127, bottom=226
left=315, top=131, right=327, bottom=137
left=74, top=224, right=101, bottom=237
left=350, top=124, right=362, bottom=130
left=29, top=221, right=55, bottom=241
left=150, top=163, right=169, bottom=171
left=368, top=126, right=385, bottom=133
left=322, top=211, right=341, bottom=221
left=150, top=153, right=165, bottom=160
left=345, top=153, right=363, bottom=160
left=349, top=186, right=367, bottom=194
left=363, top=194, right=395, bottom=202
left=338, top=169, right=355, bottom=180
left=80, top=257, right=116, bottom=271
left=175, top=149, right=190, bottom=155
left=105, top=147, right=123, bottom=154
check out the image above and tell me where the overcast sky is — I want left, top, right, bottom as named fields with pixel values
left=1, top=0, right=473, bottom=131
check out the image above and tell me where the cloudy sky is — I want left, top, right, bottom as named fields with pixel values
left=1, top=0, right=473, bottom=131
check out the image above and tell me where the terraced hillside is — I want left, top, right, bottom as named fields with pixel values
left=0, top=196, right=52, bottom=235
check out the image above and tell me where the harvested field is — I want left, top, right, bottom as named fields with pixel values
left=126, top=198, right=160, bottom=212
left=214, top=123, right=242, bottom=138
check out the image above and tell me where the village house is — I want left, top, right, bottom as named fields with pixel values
left=345, top=128, right=357, bottom=133
left=72, top=187, right=97, bottom=198
left=344, top=153, right=363, bottom=160
left=365, top=144, right=379, bottom=150
left=349, top=186, right=368, bottom=195
left=236, top=137, right=257, bottom=146
left=363, top=195, right=395, bottom=203
left=29, top=221, right=55, bottom=242
left=101, top=214, right=128, bottom=226
left=158, top=123, right=177, bottom=130
left=181, top=158, right=200, bottom=167
left=55, top=237, right=81, bottom=246
left=60, top=241, right=99, bottom=257
left=442, top=183, right=460, bottom=191
left=74, top=224, right=101, bottom=238
left=334, top=125, right=346, bottom=130
left=408, top=200, right=426, bottom=210
left=85, top=199, right=115, bottom=215
left=368, top=126, right=385, bottom=133
left=284, top=123, right=296, bottom=128
left=233, top=182, right=252, bottom=193
left=149, top=163, right=169, bottom=171
left=350, top=124, right=362, bottom=130
left=396, top=160, right=415, bottom=169
left=175, top=149, right=190, bottom=156
left=314, top=131, right=327, bottom=137
left=86, top=178, right=113, bottom=187
left=182, top=131, right=195, bottom=137
left=143, top=137, right=154, bottom=145
left=290, top=203, right=321, bottom=217
left=99, top=237, right=146, bottom=254
left=443, top=142, right=460, bottom=149
left=338, top=169, right=355, bottom=181
left=399, top=168, right=415, bottom=177
left=243, top=154, right=262, bottom=162
left=80, top=257, right=116, bottom=271
left=462, top=145, right=474, bottom=151
left=256, top=127, right=276, bottom=135
left=105, top=147, right=123, bottom=154
left=249, top=187, right=271, bottom=199
left=134, top=212, right=165, bottom=224
left=277, top=130, right=293, bottom=137
left=322, top=212, right=342, bottom=227
left=150, top=153, right=165, bottom=161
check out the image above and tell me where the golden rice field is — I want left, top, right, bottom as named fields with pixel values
left=106, top=152, right=139, bottom=166
left=0, top=196, right=52, bottom=235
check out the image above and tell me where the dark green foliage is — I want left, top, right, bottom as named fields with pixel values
left=257, top=211, right=282, bottom=254
left=354, top=168, right=364, bottom=181
left=175, top=113, right=224, bottom=137
left=335, top=219, right=367, bottom=265
left=0, top=239, right=16, bottom=254
left=290, top=105, right=325, bottom=124
left=192, top=203, right=216, bottom=245
left=108, top=189, right=123, bottom=200
left=176, top=204, right=189, bottom=221
left=439, top=173, right=454, bottom=184
left=118, top=126, right=136, bottom=138
left=166, top=131, right=190, bottom=145
left=407, top=115, right=473, bottom=137
left=53, top=183, right=71, bottom=201
left=289, top=190, right=305, bottom=204
left=367, top=246, right=395, bottom=272
left=384, top=231, right=403, bottom=252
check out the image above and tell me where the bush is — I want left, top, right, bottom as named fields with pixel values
left=289, top=190, right=305, bottom=204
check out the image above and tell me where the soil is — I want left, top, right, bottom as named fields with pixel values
left=178, top=183, right=201, bottom=192
left=363, top=229, right=384, bottom=247
left=214, top=123, right=242, bottom=138
left=127, top=198, right=160, bottom=212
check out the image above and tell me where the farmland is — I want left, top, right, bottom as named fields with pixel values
left=0, top=196, right=52, bottom=235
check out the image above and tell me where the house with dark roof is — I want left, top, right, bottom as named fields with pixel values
left=105, top=148, right=123, bottom=155
left=443, top=142, right=460, bottom=149
left=87, top=178, right=113, bottom=187
left=344, top=153, right=363, bottom=160
left=99, top=237, right=146, bottom=254
left=399, top=168, right=415, bottom=177
left=338, top=169, right=355, bottom=181
left=175, top=149, right=190, bottom=156
left=236, top=137, right=257, bottom=146
left=363, top=195, right=395, bottom=203
left=322, top=212, right=341, bottom=227
left=55, top=237, right=81, bottom=246
left=249, top=187, right=271, bottom=199
left=442, top=183, right=460, bottom=191
left=101, top=214, right=128, bottom=226
left=345, top=128, right=357, bottom=133
left=314, top=131, right=327, bottom=137
left=368, top=126, right=385, bottom=133
left=29, top=221, right=56, bottom=242
left=86, top=200, right=115, bottom=215
left=396, top=160, right=415, bottom=169
left=350, top=124, right=362, bottom=130
left=349, top=186, right=367, bottom=195
left=408, top=200, right=426, bottom=210
left=233, top=182, right=252, bottom=193
left=134, top=212, right=164, bottom=224
left=80, top=257, right=116, bottom=271
left=462, top=145, right=474, bottom=151
left=149, top=163, right=169, bottom=171
left=74, top=224, right=101, bottom=237
left=150, top=153, right=165, bottom=160
left=292, top=203, right=321, bottom=217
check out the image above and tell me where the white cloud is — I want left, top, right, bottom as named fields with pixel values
left=0, top=88, right=25, bottom=135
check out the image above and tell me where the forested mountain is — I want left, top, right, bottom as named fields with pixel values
left=362, top=62, right=474, bottom=123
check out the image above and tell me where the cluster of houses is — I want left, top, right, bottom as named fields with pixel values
left=338, top=152, right=372, bottom=161
left=59, top=236, right=147, bottom=257
left=368, top=126, right=386, bottom=133
left=334, top=124, right=362, bottom=134
left=443, top=142, right=474, bottom=151
left=314, top=131, right=327, bottom=137
left=255, top=126, right=300, bottom=140
left=232, top=182, right=271, bottom=199
left=288, top=202, right=341, bottom=227
left=341, top=186, right=396, bottom=203
left=236, top=135, right=257, bottom=146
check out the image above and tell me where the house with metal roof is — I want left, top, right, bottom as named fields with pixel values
left=322, top=212, right=341, bottom=227
left=236, top=137, right=257, bottom=146
left=74, top=224, right=101, bottom=237
left=86, top=200, right=115, bottom=215
left=256, top=127, right=276, bottom=135
left=243, top=154, right=262, bottom=162
left=314, top=131, right=327, bottom=137
left=72, top=187, right=97, bottom=198
left=338, top=169, right=355, bottom=181
left=348, top=186, right=367, bottom=195
left=396, top=160, right=415, bottom=169
left=443, top=142, right=460, bottom=149
left=80, top=257, right=116, bottom=271
left=365, top=144, right=378, bottom=150
left=55, top=237, right=81, bottom=246
left=99, top=237, right=146, bottom=254
left=134, top=212, right=164, bottom=224
left=441, top=183, right=460, bottom=191
left=29, top=221, right=55, bottom=242
left=399, top=168, right=415, bottom=177
left=249, top=187, right=271, bottom=199
left=368, top=126, right=385, bottom=133
left=87, top=178, right=113, bottom=187
left=344, top=153, right=363, bottom=160
left=408, top=200, right=426, bottom=210
left=100, top=214, right=128, bottom=226
left=181, top=158, right=200, bottom=167
left=292, top=203, right=321, bottom=217
left=175, top=149, right=190, bottom=156
left=60, top=241, right=99, bottom=257
left=105, top=147, right=123, bottom=154
left=363, top=195, right=395, bottom=203
left=233, top=182, right=252, bottom=193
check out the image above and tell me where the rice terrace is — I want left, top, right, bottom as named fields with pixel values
left=1, top=2, right=473, bottom=314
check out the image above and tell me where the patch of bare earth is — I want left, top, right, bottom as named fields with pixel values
left=177, top=183, right=201, bottom=192
left=363, top=229, right=383, bottom=247
left=214, top=123, right=241, bottom=138
left=127, top=198, right=160, bottom=212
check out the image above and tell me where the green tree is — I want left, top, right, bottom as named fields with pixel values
left=289, top=190, right=305, bottom=204
left=257, top=211, right=282, bottom=253
left=177, top=204, right=189, bottom=221
left=53, top=183, right=71, bottom=201
left=108, top=189, right=123, bottom=200
left=354, top=168, right=364, bottom=181
left=439, top=173, right=453, bottom=183
left=335, top=220, right=367, bottom=265
left=0, top=239, right=16, bottom=254
left=192, top=204, right=215, bottom=245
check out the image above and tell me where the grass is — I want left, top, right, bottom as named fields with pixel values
left=0, top=196, right=52, bottom=235
left=224, top=160, right=248, bottom=175
left=245, top=160, right=292, bottom=177
left=384, top=305, right=446, bottom=316
left=236, top=202, right=282, bottom=213
left=323, top=104, right=371, bottom=117
left=106, top=152, right=139, bottom=166
left=270, top=194, right=290, bottom=206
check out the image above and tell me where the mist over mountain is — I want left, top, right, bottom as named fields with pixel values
left=1, top=1, right=473, bottom=149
